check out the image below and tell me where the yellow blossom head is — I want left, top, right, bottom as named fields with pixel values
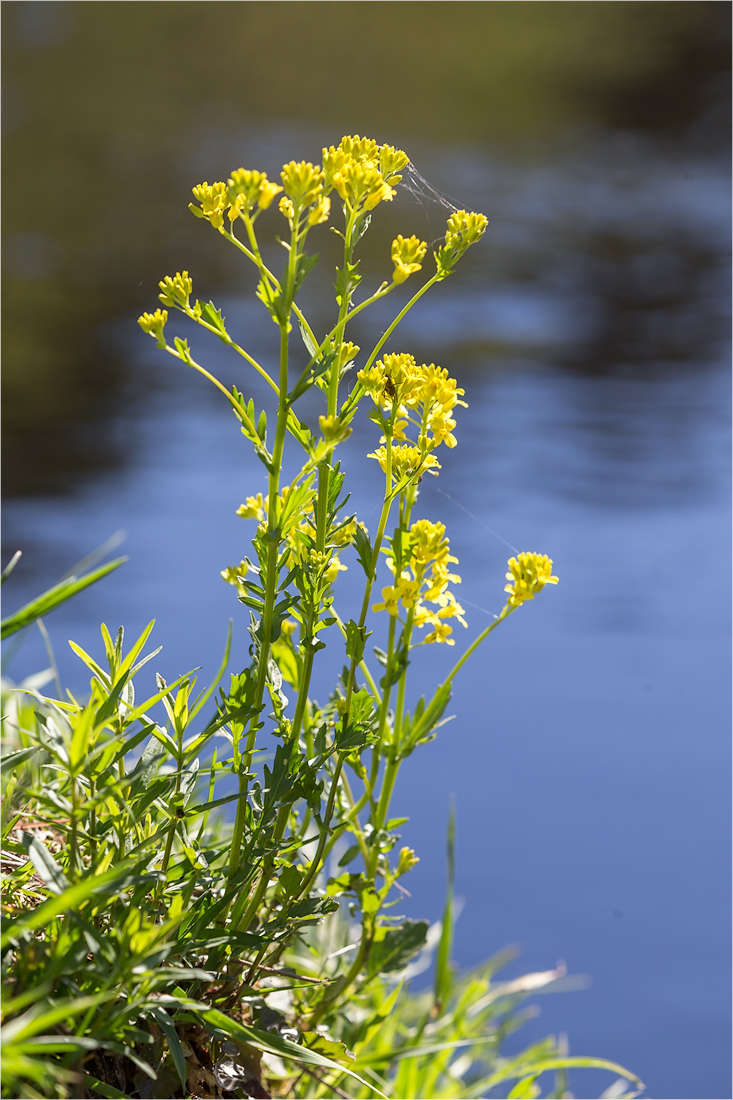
left=189, top=181, right=229, bottom=229
left=220, top=560, right=249, bottom=597
left=322, top=135, right=408, bottom=215
left=367, top=443, right=441, bottom=482
left=280, top=161, right=325, bottom=210
left=434, top=209, right=488, bottom=279
left=236, top=493, right=266, bottom=522
left=396, top=846, right=420, bottom=875
left=227, top=168, right=283, bottom=214
left=504, top=552, right=559, bottom=607
left=158, top=271, right=192, bottom=310
left=138, top=309, right=168, bottom=347
left=391, top=234, right=428, bottom=284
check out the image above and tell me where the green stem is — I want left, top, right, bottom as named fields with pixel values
left=295, top=752, right=346, bottom=902
left=445, top=604, right=514, bottom=683
left=341, top=274, right=441, bottom=418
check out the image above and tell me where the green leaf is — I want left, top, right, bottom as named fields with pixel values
left=199, top=300, right=229, bottom=341
left=483, top=1058, right=644, bottom=1093
left=3, top=993, right=115, bottom=1043
left=0, top=744, right=41, bottom=773
left=68, top=639, right=109, bottom=686
left=300, top=1031, right=355, bottom=1062
left=297, top=316, right=320, bottom=359
left=367, top=919, right=429, bottom=978
left=1, top=862, right=136, bottom=949
left=336, top=689, right=378, bottom=752
left=401, top=683, right=453, bottom=756
left=147, top=1005, right=187, bottom=1092
left=353, top=523, right=373, bottom=578
left=337, top=844, right=361, bottom=868
left=434, top=800, right=455, bottom=1009
left=507, top=1075, right=541, bottom=1098
left=286, top=895, right=339, bottom=921
left=82, top=1074, right=131, bottom=1099
left=293, top=251, right=319, bottom=296
left=1, top=550, right=22, bottom=585
left=19, top=831, right=68, bottom=895
left=345, top=620, right=371, bottom=664
left=198, top=1008, right=388, bottom=1098
left=334, top=260, right=361, bottom=306
left=1, top=558, right=127, bottom=640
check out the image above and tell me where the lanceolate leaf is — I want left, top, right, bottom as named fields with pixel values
left=198, top=1008, right=389, bottom=1098
left=1, top=558, right=126, bottom=640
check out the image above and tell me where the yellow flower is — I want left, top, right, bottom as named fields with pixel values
left=279, top=196, right=295, bottom=221
left=423, top=619, right=456, bottom=645
left=379, top=144, right=410, bottom=184
left=359, top=355, right=466, bottom=452
left=504, top=552, right=559, bottom=607
left=319, top=414, right=352, bottom=443
left=258, top=180, right=283, bottom=210
left=412, top=606, right=456, bottom=644
left=280, top=161, right=325, bottom=209
left=372, top=584, right=401, bottom=616
left=189, top=181, right=229, bottom=228
left=236, top=493, right=265, bottom=521
left=220, top=560, right=249, bottom=597
left=391, top=234, right=427, bottom=284
left=227, top=168, right=283, bottom=215
left=324, top=555, right=347, bottom=585
left=138, top=309, right=168, bottom=347
left=308, top=195, right=331, bottom=226
left=157, top=271, right=193, bottom=310
left=434, top=209, right=488, bottom=278
left=322, top=136, right=406, bottom=214
left=396, top=846, right=420, bottom=875
left=367, top=444, right=441, bottom=481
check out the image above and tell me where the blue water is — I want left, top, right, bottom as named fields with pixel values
left=3, top=136, right=730, bottom=1099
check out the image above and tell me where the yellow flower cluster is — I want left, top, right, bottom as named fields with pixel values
left=504, top=553, right=559, bottom=607
left=228, top=168, right=282, bottom=215
left=322, top=136, right=409, bottom=215
left=189, top=170, right=283, bottom=228
left=157, top=271, right=192, bottom=310
left=435, top=209, right=489, bottom=278
left=359, top=352, right=467, bottom=466
left=188, top=137, right=410, bottom=235
left=137, top=308, right=168, bottom=346
left=220, top=560, right=249, bottom=597
left=189, top=181, right=229, bottom=229
left=367, top=444, right=441, bottom=481
left=374, top=519, right=467, bottom=645
left=281, top=161, right=324, bottom=206
left=391, top=234, right=428, bottom=284
left=396, top=847, right=420, bottom=875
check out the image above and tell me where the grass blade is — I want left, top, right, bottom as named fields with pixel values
left=1, top=558, right=127, bottom=640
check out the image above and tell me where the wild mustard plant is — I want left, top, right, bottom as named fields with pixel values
left=1, top=137, right=642, bottom=1099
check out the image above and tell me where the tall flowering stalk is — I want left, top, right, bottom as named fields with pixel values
left=139, top=135, right=558, bottom=1026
